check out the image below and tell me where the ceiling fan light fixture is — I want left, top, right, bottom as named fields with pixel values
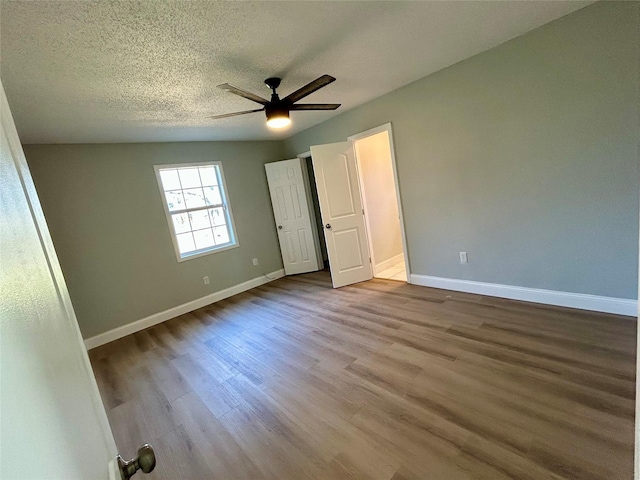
left=212, top=75, right=339, bottom=126
left=266, top=115, right=291, bottom=129
left=265, top=106, right=291, bottom=129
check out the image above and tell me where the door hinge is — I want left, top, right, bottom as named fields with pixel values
left=362, top=208, right=365, bottom=215
left=369, top=257, right=371, bottom=263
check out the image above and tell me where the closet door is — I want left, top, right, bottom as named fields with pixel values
left=265, top=158, right=322, bottom=275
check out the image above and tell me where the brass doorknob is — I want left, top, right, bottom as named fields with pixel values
left=117, top=444, right=156, bottom=479
left=278, top=225, right=283, bottom=230
left=325, top=224, right=332, bottom=229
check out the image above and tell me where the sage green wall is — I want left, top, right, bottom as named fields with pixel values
left=284, top=1, right=639, bottom=300
left=25, top=141, right=285, bottom=338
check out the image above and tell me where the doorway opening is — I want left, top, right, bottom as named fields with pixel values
left=350, top=125, right=407, bottom=282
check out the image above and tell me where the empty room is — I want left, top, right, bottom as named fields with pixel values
left=1, top=1, right=638, bottom=479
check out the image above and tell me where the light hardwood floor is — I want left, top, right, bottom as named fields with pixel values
left=89, top=271, right=636, bottom=480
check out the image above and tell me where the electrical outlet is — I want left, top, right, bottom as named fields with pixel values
left=459, top=252, right=468, bottom=264
left=252, top=258, right=259, bottom=266
left=203, top=276, right=210, bottom=285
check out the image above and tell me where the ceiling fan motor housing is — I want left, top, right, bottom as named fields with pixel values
left=265, top=102, right=290, bottom=119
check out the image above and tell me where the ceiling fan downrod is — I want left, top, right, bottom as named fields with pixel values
left=264, top=77, right=282, bottom=102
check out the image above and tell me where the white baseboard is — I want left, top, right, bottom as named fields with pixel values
left=84, top=269, right=285, bottom=350
left=409, top=274, right=637, bottom=317
left=374, top=253, right=405, bottom=276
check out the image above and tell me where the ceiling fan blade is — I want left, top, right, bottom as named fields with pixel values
left=289, top=103, right=341, bottom=110
left=208, top=108, right=263, bottom=120
left=283, top=75, right=336, bottom=104
left=217, top=83, right=269, bottom=105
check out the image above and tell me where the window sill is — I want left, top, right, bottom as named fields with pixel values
left=175, top=241, right=239, bottom=263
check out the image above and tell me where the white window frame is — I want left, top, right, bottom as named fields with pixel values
left=154, top=161, right=239, bottom=262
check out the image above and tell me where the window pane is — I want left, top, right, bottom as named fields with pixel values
left=209, top=207, right=226, bottom=226
left=183, top=188, right=206, bottom=209
left=204, top=186, right=222, bottom=206
left=189, top=209, right=211, bottom=231
left=176, top=232, right=196, bottom=254
left=199, top=166, right=218, bottom=186
left=171, top=213, right=190, bottom=234
left=165, top=190, right=185, bottom=212
left=193, top=228, right=215, bottom=250
left=159, top=169, right=181, bottom=191
left=213, top=225, right=230, bottom=245
left=178, top=168, right=201, bottom=189
left=156, top=162, right=236, bottom=260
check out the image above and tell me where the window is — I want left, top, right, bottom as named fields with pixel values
left=154, top=162, right=238, bottom=261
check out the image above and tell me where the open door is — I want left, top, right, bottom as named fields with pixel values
left=265, top=158, right=322, bottom=275
left=310, top=142, right=372, bottom=288
left=1, top=82, right=153, bottom=479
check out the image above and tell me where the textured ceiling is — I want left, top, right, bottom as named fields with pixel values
left=1, top=1, right=592, bottom=144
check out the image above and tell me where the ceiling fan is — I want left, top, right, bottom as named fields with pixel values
left=210, top=75, right=341, bottom=129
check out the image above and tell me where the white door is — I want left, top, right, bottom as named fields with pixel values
left=0, top=83, right=120, bottom=479
left=310, top=142, right=372, bottom=288
left=265, top=158, right=322, bottom=275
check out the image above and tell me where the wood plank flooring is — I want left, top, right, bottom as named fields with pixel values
left=89, top=271, right=636, bottom=480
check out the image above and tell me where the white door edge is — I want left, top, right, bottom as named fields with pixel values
left=109, top=459, right=120, bottom=480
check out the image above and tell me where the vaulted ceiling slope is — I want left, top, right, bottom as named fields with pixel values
left=1, top=1, right=592, bottom=144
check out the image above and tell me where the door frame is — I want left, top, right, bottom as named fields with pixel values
left=348, top=123, right=411, bottom=283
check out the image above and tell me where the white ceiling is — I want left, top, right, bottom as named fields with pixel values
left=1, top=1, right=592, bottom=144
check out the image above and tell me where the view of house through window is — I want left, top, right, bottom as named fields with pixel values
left=155, top=162, right=237, bottom=260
